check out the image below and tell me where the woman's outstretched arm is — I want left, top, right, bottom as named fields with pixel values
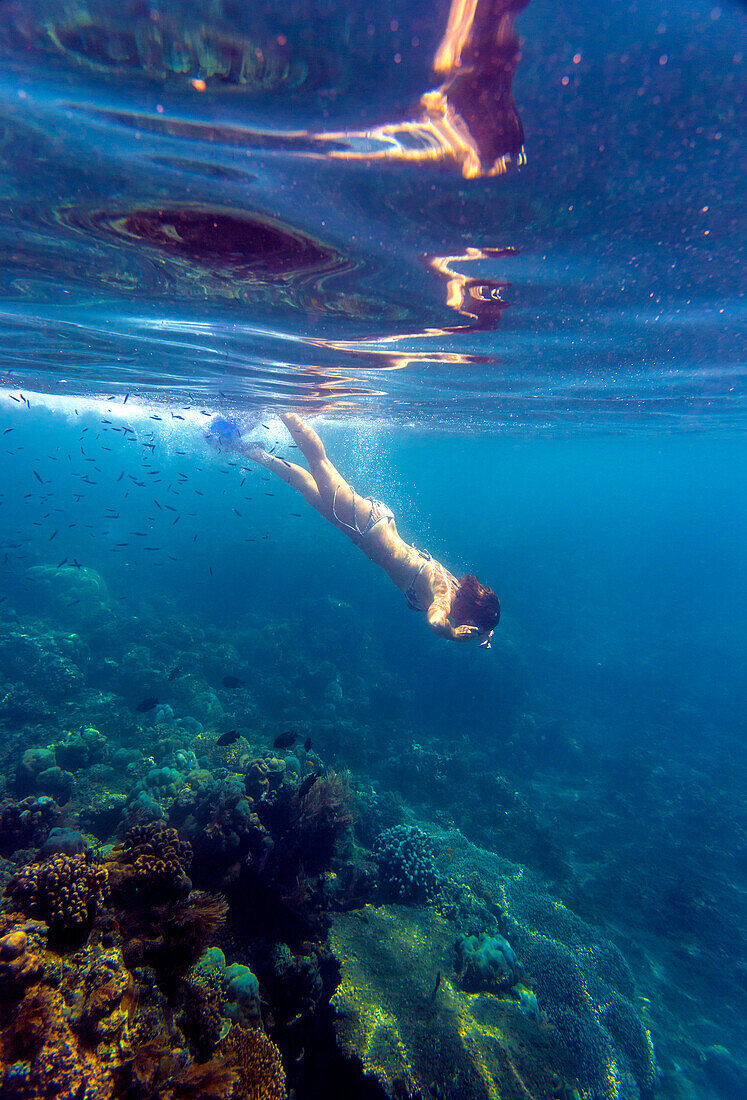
left=426, top=565, right=484, bottom=642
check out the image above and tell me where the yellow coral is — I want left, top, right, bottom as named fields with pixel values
left=0, top=982, right=112, bottom=1100
left=222, top=1026, right=287, bottom=1100
left=7, top=855, right=108, bottom=932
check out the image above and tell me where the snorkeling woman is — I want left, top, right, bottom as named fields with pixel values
left=214, top=413, right=500, bottom=647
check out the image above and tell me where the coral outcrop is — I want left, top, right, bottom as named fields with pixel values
left=7, top=855, right=108, bottom=940
left=222, top=1025, right=287, bottom=1100
left=373, top=824, right=440, bottom=903
left=329, top=904, right=563, bottom=1100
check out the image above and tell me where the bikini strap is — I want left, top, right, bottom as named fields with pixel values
left=332, top=483, right=361, bottom=536
left=332, top=485, right=393, bottom=538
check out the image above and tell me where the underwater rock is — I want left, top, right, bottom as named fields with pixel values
left=0, top=919, right=46, bottom=992
left=25, top=564, right=112, bottom=627
left=0, top=796, right=60, bottom=858
left=178, top=716, right=204, bottom=737
left=329, top=904, right=565, bottom=1100
left=111, top=747, right=143, bottom=769
left=0, top=914, right=132, bottom=1099
left=18, top=747, right=56, bottom=786
left=39, top=828, right=90, bottom=859
left=36, top=766, right=76, bottom=803
left=700, top=1044, right=747, bottom=1098
left=54, top=728, right=107, bottom=771
left=0, top=984, right=112, bottom=1099
left=223, top=962, right=262, bottom=1027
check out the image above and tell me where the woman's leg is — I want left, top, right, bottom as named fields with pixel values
left=278, top=413, right=372, bottom=532
left=280, top=413, right=345, bottom=503
left=249, top=447, right=322, bottom=511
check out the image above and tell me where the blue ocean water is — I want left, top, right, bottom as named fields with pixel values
left=0, top=2, right=744, bottom=1099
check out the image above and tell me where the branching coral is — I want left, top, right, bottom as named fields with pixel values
left=7, top=854, right=108, bottom=939
left=373, top=824, right=440, bottom=903
left=109, top=822, right=192, bottom=899
left=222, top=1025, right=287, bottom=1100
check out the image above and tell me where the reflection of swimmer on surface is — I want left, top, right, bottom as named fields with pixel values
left=321, top=0, right=530, bottom=179
left=213, top=412, right=499, bottom=646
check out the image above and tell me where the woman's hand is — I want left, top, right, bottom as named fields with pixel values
left=428, top=609, right=479, bottom=643
left=452, top=624, right=482, bottom=642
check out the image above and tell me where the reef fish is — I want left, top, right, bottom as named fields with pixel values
left=217, top=729, right=240, bottom=746
left=221, top=675, right=245, bottom=689
left=167, top=664, right=183, bottom=681
left=135, top=696, right=158, bottom=712
left=273, top=729, right=297, bottom=749
left=296, top=771, right=320, bottom=799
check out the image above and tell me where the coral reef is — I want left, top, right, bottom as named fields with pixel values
left=0, top=561, right=723, bottom=1100
left=373, top=824, right=440, bottom=904
left=221, top=1025, right=287, bottom=1100
left=455, top=931, right=522, bottom=992
left=7, top=854, right=108, bottom=940
left=329, top=904, right=564, bottom=1100
left=0, top=796, right=60, bottom=859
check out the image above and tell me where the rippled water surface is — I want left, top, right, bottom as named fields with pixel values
left=0, top=0, right=743, bottom=426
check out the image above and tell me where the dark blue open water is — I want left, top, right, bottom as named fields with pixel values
left=0, top=3, right=744, bottom=1100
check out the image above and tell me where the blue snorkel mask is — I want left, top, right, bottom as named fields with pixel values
left=205, top=413, right=282, bottom=457
left=206, top=415, right=246, bottom=450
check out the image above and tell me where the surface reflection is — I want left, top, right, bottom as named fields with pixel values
left=313, top=0, right=530, bottom=178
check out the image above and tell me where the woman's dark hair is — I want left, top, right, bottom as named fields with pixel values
left=450, top=574, right=500, bottom=632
